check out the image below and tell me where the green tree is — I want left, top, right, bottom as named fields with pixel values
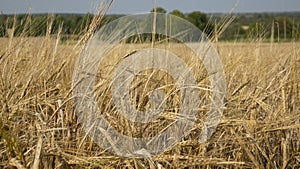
left=70, top=15, right=82, bottom=34
left=31, top=15, right=47, bottom=36
left=52, top=15, right=65, bottom=34
left=150, top=7, right=167, bottom=13
left=169, top=9, right=185, bottom=19
left=14, top=14, right=26, bottom=36
left=187, top=11, right=208, bottom=30
left=0, top=24, right=5, bottom=37
left=81, top=13, right=92, bottom=32
left=0, top=16, right=7, bottom=37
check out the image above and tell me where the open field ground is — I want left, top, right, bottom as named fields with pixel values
left=0, top=35, right=299, bottom=168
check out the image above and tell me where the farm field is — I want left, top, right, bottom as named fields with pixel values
left=0, top=34, right=299, bottom=168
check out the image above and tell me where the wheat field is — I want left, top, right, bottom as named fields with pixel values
left=0, top=15, right=300, bottom=169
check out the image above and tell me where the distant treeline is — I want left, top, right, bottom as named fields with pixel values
left=218, top=12, right=300, bottom=41
left=0, top=13, right=121, bottom=38
left=1, top=7, right=300, bottom=41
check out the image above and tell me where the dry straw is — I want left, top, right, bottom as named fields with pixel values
left=0, top=0, right=299, bottom=168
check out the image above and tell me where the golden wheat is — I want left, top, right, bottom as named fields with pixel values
left=0, top=12, right=299, bottom=169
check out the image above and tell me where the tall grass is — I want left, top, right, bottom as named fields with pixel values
left=0, top=5, right=300, bottom=169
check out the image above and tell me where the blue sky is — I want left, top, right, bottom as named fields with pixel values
left=1, top=0, right=300, bottom=14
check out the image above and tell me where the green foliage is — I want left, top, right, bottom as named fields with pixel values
left=0, top=17, right=6, bottom=37
left=187, top=11, right=214, bottom=36
left=187, top=11, right=207, bottom=30
left=0, top=11, right=300, bottom=41
left=218, top=12, right=300, bottom=41
left=169, top=9, right=186, bottom=19
left=151, top=7, right=167, bottom=13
